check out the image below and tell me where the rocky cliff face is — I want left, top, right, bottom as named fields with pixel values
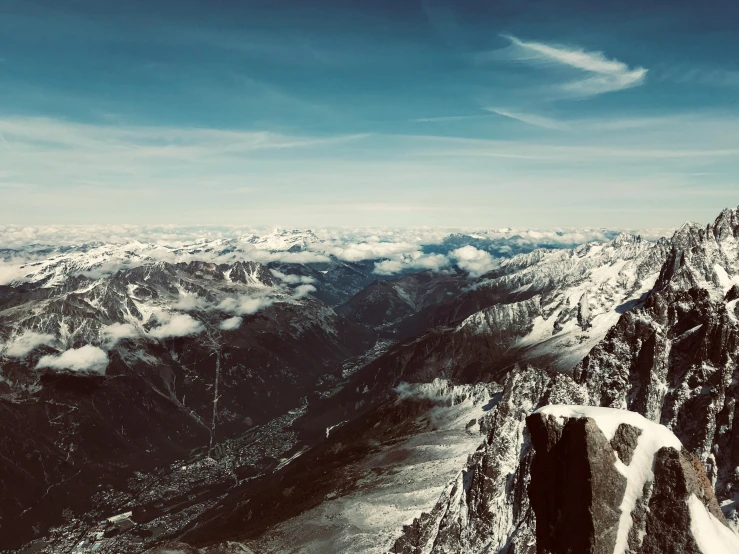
left=527, top=406, right=739, bottom=554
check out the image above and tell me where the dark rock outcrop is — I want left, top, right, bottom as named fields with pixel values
left=526, top=408, right=738, bottom=554
left=611, top=423, right=642, bottom=465
left=527, top=413, right=626, bottom=554
left=639, top=447, right=725, bottom=554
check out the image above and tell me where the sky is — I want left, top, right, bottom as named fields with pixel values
left=0, top=0, right=737, bottom=228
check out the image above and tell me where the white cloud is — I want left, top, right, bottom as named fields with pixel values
left=172, top=293, right=209, bottom=311
left=101, top=322, right=138, bottom=347
left=0, top=224, right=262, bottom=249
left=36, top=345, right=108, bottom=374
left=451, top=246, right=498, bottom=277
left=3, top=331, right=56, bottom=357
left=322, top=241, right=422, bottom=262
left=270, top=269, right=317, bottom=284
left=0, top=262, right=28, bottom=285
left=0, top=225, right=667, bottom=265
left=293, top=284, right=317, bottom=298
left=148, top=313, right=204, bottom=339
left=219, top=316, right=243, bottom=331
left=374, top=252, right=450, bottom=275
left=0, top=116, right=365, bottom=173
left=216, top=295, right=275, bottom=316
left=476, top=227, right=671, bottom=243
left=215, top=282, right=315, bottom=318
left=0, top=225, right=677, bottom=291
left=242, top=246, right=331, bottom=264
left=372, top=260, right=407, bottom=275
left=0, top=228, right=441, bottom=270
left=500, top=35, right=647, bottom=98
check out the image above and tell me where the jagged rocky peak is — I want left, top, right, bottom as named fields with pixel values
left=113, top=261, right=179, bottom=288
left=527, top=405, right=739, bottom=554
left=609, top=231, right=642, bottom=247
left=714, top=206, right=739, bottom=242
left=658, top=206, right=739, bottom=294
left=671, top=221, right=710, bottom=249
left=390, top=365, right=572, bottom=554
left=221, top=260, right=274, bottom=285
left=180, top=260, right=222, bottom=277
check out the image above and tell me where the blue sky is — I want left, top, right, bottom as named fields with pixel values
left=0, top=0, right=737, bottom=227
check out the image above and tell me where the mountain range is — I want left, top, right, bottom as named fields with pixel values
left=2, top=209, right=739, bottom=553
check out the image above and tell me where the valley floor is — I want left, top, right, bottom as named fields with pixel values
left=248, top=395, right=489, bottom=554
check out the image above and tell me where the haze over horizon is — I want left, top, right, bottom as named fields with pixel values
left=0, top=0, right=737, bottom=227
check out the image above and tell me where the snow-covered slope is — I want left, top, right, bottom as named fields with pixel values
left=0, top=260, right=294, bottom=366
left=249, top=381, right=494, bottom=554
left=460, top=232, right=669, bottom=371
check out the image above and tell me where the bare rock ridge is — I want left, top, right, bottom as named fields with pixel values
left=527, top=406, right=739, bottom=554
left=528, top=412, right=626, bottom=554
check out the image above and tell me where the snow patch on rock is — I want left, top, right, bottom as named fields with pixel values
left=688, top=494, right=739, bottom=554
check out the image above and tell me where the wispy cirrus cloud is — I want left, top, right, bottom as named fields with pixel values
left=486, top=108, right=568, bottom=130
left=495, top=35, right=647, bottom=98
left=411, top=114, right=493, bottom=123
left=658, top=66, right=739, bottom=88
left=0, top=117, right=361, bottom=154
left=0, top=116, right=367, bottom=197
